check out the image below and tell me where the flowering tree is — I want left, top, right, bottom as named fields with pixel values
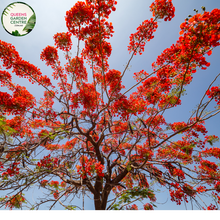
left=0, top=0, right=220, bottom=210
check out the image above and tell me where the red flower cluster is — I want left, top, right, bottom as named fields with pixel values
left=105, top=69, right=124, bottom=95
left=203, top=204, right=218, bottom=213
left=66, top=0, right=116, bottom=39
left=61, top=181, right=66, bottom=188
left=1, top=40, right=53, bottom=96
left=126, top=204, right=138, bottom=210
left=0, top=40, right=20, bottom=69
left=37, top=155, right=58, bottom=169
left=178, top=10, right=220, bottom=68
left=62, top=138, right=78, bottom=151
left=0, top=162, right=3, bottom=172
left=76, top=156, right=104, bottom=179
left=66, top=0, right=116, bottom=70
left=95, top=161, right=104, bottom=178
left=140, top=8, right=220, bottom=115
left=0, top=85, right=36, bottom=115
left=180, top=9, right=220, bottom=48
left=143, top=203, right=154, bottom=210
left=5, top=146, right=25, bottom=159
left=86, top=0, right=117, bottom=18
left=53, top=190, right=59, bottom=199
left=206, top=86, right=220, bottom=105
left=40, top=179, right=48, bottom=187
left=199, top=160, right=219, bottom=177
left=65, top=1, right=93, bottom=39
left=128, top=18, right=158, bottom=55
left=196, top=186, right=206, bottom=194
left=0, top=70, right=13, bottom=89
left=40, top=179, right=67, bottom=190
left=1, top=161, right=20, bottom=177
left=5, top=194, right=25, bottom=210
left=166, top=163, right=186, bottom=180
left=12, top=85, right=36, bottom=113
left=169, top=183, right=196, bottom=205
left=50, top=180, right=59, bottom=188
left=82, top=35, right=112, bottom=68
left=201, top=146, right=220, bottom=159
left=65, top=56, right=88, bottom=82
left=150, top=0, right=175, bottom=21
left=40, top=46, right=59, bottom=66
left=76, top=156, right=95, bottom=179
left=73, top=83, right=101, bottom=111
left=170, top=121, right=187, bottom=132
left=13, top=59, right=52, bottom=86
left=38, top=129, right=49, bottom=138
left=54, top=32, right=72, bottom=51
left=0, top=92, right=14, bottom=114
left=133, top=70, right=149, bottom=82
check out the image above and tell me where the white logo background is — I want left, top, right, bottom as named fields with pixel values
left=2, top=2, right=35, bottom=36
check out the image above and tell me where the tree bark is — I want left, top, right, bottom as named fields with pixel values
left=94, top=195, right=102, bottom=210
left=94, top=176, right=103, bottom=210
left=94, top=167, right=130, bottom=210
left=94, top=186, right=111, bottom=213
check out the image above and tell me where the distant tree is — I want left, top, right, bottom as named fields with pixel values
left=0, top=0, right=220, bottom=210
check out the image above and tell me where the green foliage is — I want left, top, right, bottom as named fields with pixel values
left=110, top=187, right=155, bottom=210
left=181, top=144, right=195, bottom=155
left=65, top=205, right=77, bottom=210
left=2, top=3, right=15, bottom=17
left=23, top=13, right=36, bottom=33
left=0, top=116, right=16, bottom=136
left=48, top=132, right=57, bottom=140
left=126, top=164, right=132, bottom=172
left=12, top=30, right=22, bottom=36
left=207, top=136, right=219, bottom=146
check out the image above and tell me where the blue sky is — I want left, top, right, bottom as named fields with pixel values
left=0, top=0, right=220, bottom=211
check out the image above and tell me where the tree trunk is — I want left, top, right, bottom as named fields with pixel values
left=94, top=196, right=106, bottom=213
left=94, top=190, right=110, bottom=213
left=94, top=182, right=112, bottom=210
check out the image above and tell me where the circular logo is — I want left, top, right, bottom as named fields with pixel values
left=1, top=2, right=36, bottom=36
